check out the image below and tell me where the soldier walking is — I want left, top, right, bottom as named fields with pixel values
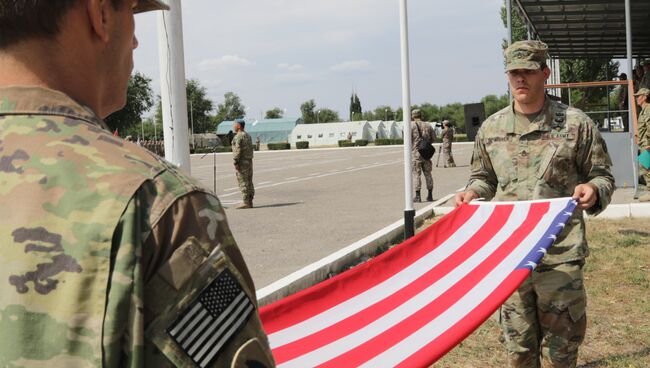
left=411, top=109, right=435, bottom=202
left=0, top=1, right=274, bottom=366
left=455, top=40, right=615, bottom=367
left=441, top=120, right=456, bottom=167
left=233, top=119, right=255, bottom=209
left=635, top=88, right=650, bottom=202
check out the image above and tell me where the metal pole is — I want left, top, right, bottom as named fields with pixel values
left=190, top=99, right=195, bottom=151
left=625, top=0, right=639, bottom=192
left=506, top=0, right=513, bottom=101
left=399, top=0, right=415, bottom=239
left=158, top=1, right=191, bottom=173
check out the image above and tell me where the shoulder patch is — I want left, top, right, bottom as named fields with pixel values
left=167, top=269, right=254, bottom=368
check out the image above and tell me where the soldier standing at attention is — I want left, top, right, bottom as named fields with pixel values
left=0, top=1, right=274, bottom=367
left=232, top=119, right=255, bottom=209
left=411, top=109, right=435, bottom=202
left=455, top=41, right=615, bottom=367
left=640, top=60, right=650, bottom=90
left=635, top=88, right=650, bottom=202
left=441, top=120, right=456, bottom=168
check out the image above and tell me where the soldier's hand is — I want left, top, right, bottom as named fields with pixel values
left=454, top=190, right=479, bottom=207
left=645, top=146, right=650, bottom=153
left=572, top=183, right=599, bottom=210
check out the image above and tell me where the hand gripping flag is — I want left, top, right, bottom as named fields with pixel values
left=260, top=198, right=578, bottom=368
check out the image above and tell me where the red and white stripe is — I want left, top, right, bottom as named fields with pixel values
left=260, top=198, right=576, bottom=368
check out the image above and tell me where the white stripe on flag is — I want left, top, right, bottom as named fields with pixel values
left=269, top=204, right=496, bottom=348
left=361, top=200, right=567, bottom=367
left=175, top=309, right=208, bottom=344
left=200, top=304, right=255, bottom=368
left=170, top=303, right=202, bottom=336
left=277, top=203, right=533, bottom=368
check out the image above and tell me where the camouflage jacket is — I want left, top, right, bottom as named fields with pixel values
left=0, top=87, right=274, bottom=367
left=442, top=126, right=453, bottom=144
left=466, top=98, right=615, bottom=265
left=638, top=104, right=650, bottom=148
left=411, top=120, right=435, bottom=161
left=641, top=74, right=650, bottom=90
left=232, top=131, right=254, bottom=163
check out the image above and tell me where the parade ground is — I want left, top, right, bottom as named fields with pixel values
left=190, top=144, right=473, bottom=288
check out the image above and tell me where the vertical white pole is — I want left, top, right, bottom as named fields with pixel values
left=625, top=0, right=638, bottom=192
left=158, top=1, right=191, bottom=173
left=506, top=0, right=513, bottom=101
left=398, top=0, right=415, bottom=239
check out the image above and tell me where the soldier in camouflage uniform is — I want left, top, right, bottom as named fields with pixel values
left=232, top=120, right=255, bottom=209
left=634, top=88, right=650, bottom=202
left=640, top=60, right=650, bottom=90
left=0, top=1, right=274, bottom=367
left=441, top=120, right=456, bottom=168
left=455, top=41, right=615, bottom=368
left=411, top=109, right=436, bottom=202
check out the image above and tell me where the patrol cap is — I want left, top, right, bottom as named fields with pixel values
left=642, top=59, right=650, bottom=67
left=634, top=88, right=650, bottom=96
left=411, top=109, right=422, bottom=119
left=135, top=0, right=169, bottom=13
left=504, top=40, right=549, bottom=71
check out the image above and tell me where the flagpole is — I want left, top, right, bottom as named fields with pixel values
left=398, top=0, right=415, bottom=239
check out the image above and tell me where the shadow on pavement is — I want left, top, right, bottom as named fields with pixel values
left=577, top=347, right=650, bottom=367
left=251, top=202, right=301, bottom=209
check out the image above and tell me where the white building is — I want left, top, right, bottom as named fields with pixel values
left=290, top=121, right=373, bottom=147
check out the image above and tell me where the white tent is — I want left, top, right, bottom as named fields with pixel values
left=290, top=121, right=372, bottom=147
left=367, top=121, right=390, bottom=141
left=390, top=121, right=404, bottom=139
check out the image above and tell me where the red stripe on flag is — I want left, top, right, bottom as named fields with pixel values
left=261, top=204, right=480, bottom=334
left=311, top=202, right=549, bottom=368
left=271, top=204, right=514, bottom=364
left=395, top=269, right=530, bottom=368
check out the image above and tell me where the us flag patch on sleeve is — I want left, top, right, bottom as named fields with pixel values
left=167, top=269, right=254, bottom=368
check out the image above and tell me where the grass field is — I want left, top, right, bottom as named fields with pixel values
left=432, top=218, right=650, bottom=368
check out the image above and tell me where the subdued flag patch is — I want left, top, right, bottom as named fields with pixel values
left=167, top=269, right=254, bottom=368
left=260, top=198, right=577, bottom=367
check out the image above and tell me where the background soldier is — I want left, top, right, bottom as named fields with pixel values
left=233, top=119, right=255, bottom=209
left=0, top=1, right=274, bottom=366
left=441, top=120, right=456, bottom=167
left=640, top=60, right=650, bottom=90
left=455, top=40, right=614, bottom=367
left=635, top=88, right=650, bottom=202
left=411, top=109, right=435, bottom=202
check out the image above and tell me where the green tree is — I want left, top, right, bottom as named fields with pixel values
left=559, top=59, right=619, bottom=111
left=265, top=107, right=284, bottom=119
left=500, top=0, right=528, bottom=48
left=105, top=71, right=155, bottom=134
left=301, top=99, right=317, bottom=124
left=349, top=93, right=363, bottom=121
left=214, top=92, right=246, bottom=128
left=186, top=79, right=214, bottom=133
left=317, top=108, right=340, bottom=123
left=362, top=105, right=395, bottom=121
left=481, top=94, right=510, bottom=117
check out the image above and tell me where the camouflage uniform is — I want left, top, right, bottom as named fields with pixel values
left=442, top=125, right=456, bottom=167
left=467, top=40, right=615, bottom=368
left=0, top=87, right=274, bottom=367
left=636, top=93, right=650, bottom=197
left=411, top=118, right=435, bottom=192
left=232, top=130, right=255, bottom=205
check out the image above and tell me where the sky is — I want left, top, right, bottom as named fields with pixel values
left=133, top=0, right=509, bottom=120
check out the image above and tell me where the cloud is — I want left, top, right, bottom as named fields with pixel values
left=277, top=63, right=304, bottom=71
left=198, top=55, right=254, bottom=70
left=330, top=60, right=372, bottom=73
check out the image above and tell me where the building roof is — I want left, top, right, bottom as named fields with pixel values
left=216, top=117, right=303, bottom=134
left=515, top=0, right=650, bottom=58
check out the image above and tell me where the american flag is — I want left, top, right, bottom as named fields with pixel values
left=167, top=269, right=254, bottom=368
left=260, top=198, right=577, bottom=367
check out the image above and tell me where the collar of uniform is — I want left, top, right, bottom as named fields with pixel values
left=507, top=97, right=553, bottom=134
left=0, top=86, right=108, bottom=130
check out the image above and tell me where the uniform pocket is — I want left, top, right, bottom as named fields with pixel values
left=144, top=238, right=258, bottom=368
left=536, top=144, right=559, bottom=180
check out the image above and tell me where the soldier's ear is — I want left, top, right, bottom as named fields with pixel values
left=86, top=0, right=111, bottom=43
left=543, top=67, right=551, bottom=80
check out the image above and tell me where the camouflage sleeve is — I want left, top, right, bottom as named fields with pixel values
left=232, top=134, right=241, bottom=163
left=576, top=120, right=615, bottom=216
left=140, top=191, right=275, bottom=367
left=465, top=128, right=498, bottom=200
left=638, top=112, right=650, bottom=148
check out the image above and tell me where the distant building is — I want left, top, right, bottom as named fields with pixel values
left=216, top=117, right=304, bottom=145
left=290, top=121, right=373, bottom=147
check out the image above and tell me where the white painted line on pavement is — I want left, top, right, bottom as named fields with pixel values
left=224, top=187, right=239, bottom=191
left=285, top=176, right=299, bottom=180
left=309, top=173, right=321, bottom=176
left=258, top=181, right=272, bottom=185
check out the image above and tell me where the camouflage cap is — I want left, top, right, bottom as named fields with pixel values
left=135, top=0, right=169, bottom=13
left=504, top=40, right=549, bottom=71
left=411, top=109, right=422, bottom=119
left=634, top=88, right=650, bottom=96
left=643, top=59, right=650, bottom=67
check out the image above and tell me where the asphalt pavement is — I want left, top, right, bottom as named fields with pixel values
left=190, top=143, right=474, bottom=289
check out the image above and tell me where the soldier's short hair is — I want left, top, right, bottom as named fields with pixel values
left=0, top=0, right=123, bottom=49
